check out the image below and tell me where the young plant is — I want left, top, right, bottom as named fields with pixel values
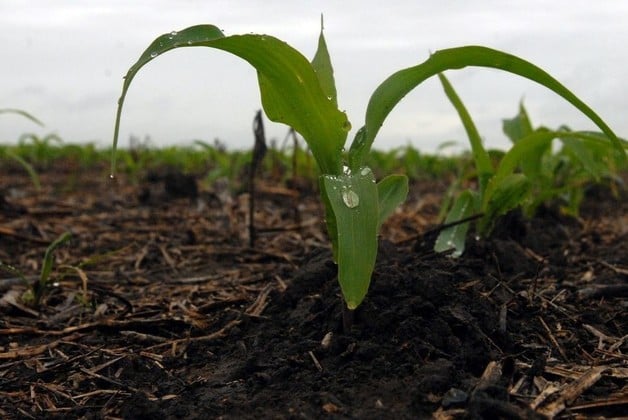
left=434, top=73, right=626, bottom=256
left=0, top=108, right=44, bottom=190
left=0, top=231, right=72, bottom=306
left=111, top=21, right=623, bottom=313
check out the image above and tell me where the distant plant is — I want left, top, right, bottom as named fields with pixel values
left=0, top=108, right=44, bottom=189
left=0, top=232, right=72, bottom=307
left=111, top=20, right=623, bottom=321
left=434, top=74, right=626, bottom=257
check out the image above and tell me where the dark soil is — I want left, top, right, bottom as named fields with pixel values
left=0, top=160, right=626, bottom=419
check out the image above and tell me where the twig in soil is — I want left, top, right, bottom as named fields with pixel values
left=144, top=319, right=241, bottom=351
left=245, top=283, right=273, bottom=317
left=308, top=351, right=323, bottom=372
left=248, top=110, right=268, bottom=248
left=577, top=284, right=628, bottom=300
left=79, top=366, right=143, bottom=395
left=597, top=258, right=628, bottom=275
left=538, top=316, right=568, bottom=361
left=0, top=332, right=83, bottom=360
left=537, top=366, right=607, bottom=418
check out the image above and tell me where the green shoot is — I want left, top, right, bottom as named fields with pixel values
left=435, top=72, right=626, bottom=256
left=111, top=21, right=622, bottom=312
left=30, top=231, right=72, bottom=306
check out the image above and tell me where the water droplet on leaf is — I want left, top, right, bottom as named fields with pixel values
left=150, top=51, right=158, bottom=58
left=342, top=189, right=360, bottom=208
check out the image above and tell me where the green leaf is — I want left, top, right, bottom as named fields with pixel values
left=480, top=174, right=531, bottom=234
left=490, top=130, right=558, bottom=189
left=376, top=174, right=409, bottom=228
left=40, top=232, right=72, bottom=284
left=437, top=72, right=493, bottom=192
left=322, top=169, right=379, bottom=309
left=437, top=72, right=491, bottom=174
left=0, top=108, right=44, bottom=127
left=559, top=132, right=615, bottom=180
left=434, top=190, right=476, bottom=257
left=311, top=15, right=338, bottom=108
left=112, top=24, right=350, bottom=176
left=349, top=45, right=624, bottom=170
left=503, top=101, right=534, bottom=143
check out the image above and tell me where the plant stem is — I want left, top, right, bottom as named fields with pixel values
left=342, top=304, right=354, bottom=333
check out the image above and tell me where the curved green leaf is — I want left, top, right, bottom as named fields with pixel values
left=349, top=46, right=624, bottom=170
left=112, top=24, right=350, bottom=175
left=0, top=108, right=44, bottom=127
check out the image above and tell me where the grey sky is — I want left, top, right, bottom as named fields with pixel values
left=1, top=1, right=626, bottom=152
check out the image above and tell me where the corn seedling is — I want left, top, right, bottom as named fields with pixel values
left=29, top=231, right=72, bottom=306
left=111, top=20, right=622, bottom=316
left=1, top=109, right=44, bottom=190
left=434, top=73, right=626, bottom=257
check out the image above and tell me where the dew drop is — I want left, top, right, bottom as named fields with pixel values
left=150, top=51, right=158, bottom=58
left=170, top=30, right=178, bottom=37
left=360, top=167, right=372, bottom=177
left=342, top=189, right=360, bottom=208
left=109, top=174, right=116, bottom=180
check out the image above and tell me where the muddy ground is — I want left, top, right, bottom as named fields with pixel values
left=0, top=159, right=626, bottom=419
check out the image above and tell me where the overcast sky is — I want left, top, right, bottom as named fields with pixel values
left=1, top=1, right=626, bottom=152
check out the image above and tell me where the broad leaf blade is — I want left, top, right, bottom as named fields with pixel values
left=349, top=45, right=624, bottom=170
left=322, top=169, right=378, bottom=309
left=376, top=174, right=409, bottom=228
left=434, top=190, right=475, bottom=257
left=112, top=25, right=350, bottom=175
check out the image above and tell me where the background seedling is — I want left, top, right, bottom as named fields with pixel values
left=434, top=73, right=626, bottom=257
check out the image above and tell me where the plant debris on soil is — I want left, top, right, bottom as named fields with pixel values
left=0, top=159, right=626, bottom=419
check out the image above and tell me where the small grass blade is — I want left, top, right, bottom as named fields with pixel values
left=434, top=190, right=475, bottom=257
left=40, top=232, right=72, bottom=285
left=376, top=174, right=408, bottom=228
left=0, top=108, right=44, bottom=127
left=4, top=150, right=41, bottom=191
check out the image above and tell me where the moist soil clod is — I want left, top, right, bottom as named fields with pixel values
left=0, top=160, right=626, bottom=419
